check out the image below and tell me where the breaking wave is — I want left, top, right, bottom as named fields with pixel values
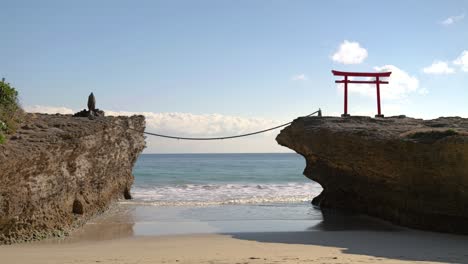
left=123, top=182, right=322, bottom=207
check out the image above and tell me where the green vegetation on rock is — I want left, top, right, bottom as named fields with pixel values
left=0, top=78, right=23, bottom=144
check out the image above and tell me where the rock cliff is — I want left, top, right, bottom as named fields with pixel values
left=0, top=113, right=145, bottom=244
left=277, top=116, right=468, bottom=234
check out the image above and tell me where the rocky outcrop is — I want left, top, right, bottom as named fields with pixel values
left=276, top=116, right=468, bottom=234
left=0, top=113, right=145, bottom=243
left=73, top=93, right=105, bottom=118
left=73, top=108, right=105, bottom=118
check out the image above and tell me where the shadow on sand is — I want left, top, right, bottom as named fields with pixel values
left=227, top=209, right=468, bottom=263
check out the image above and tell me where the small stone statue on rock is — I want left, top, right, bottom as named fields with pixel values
left=73, top=92, right=105, bottom=118
left=88, top=93, right=96, bottom=112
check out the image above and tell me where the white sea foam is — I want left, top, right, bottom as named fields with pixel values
left=124, top=182, right=322, bottom=207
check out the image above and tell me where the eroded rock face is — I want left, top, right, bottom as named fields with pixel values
left=0, top=113, right=145, bottom=243
left=276, top=116, right=468, bottom=234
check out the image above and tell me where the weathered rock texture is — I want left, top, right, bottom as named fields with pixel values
left=277, top=116, right=468, bottom=234
left=73, top=108, right=105, bottom=118
left=0, top=113, right=145, bottom=243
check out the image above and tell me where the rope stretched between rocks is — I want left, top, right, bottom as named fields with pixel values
left=120, top=109, right=322, bottom=141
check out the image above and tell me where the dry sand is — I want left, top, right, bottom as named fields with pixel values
left=2, top=205, right=468, bottom=263
left=1, top=230, right=468, bottom=264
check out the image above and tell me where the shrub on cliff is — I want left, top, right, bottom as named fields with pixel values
left=0, top=78, right=23, bottom=143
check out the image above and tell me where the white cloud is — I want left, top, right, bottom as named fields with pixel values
left=441, top=14, right=465, bottom=25
left=341, top=65, right=422, bottom=100
left=24, top=105, right=74, bottom=114
left=418, top=87, right=429, bottom=95
left=106, top=111, right=281, bottom=138
left=349, top=104, right=404, bottom=117
left=291, top=74, right=308, bottom=81
left=104, top=111, right=290, bottom=153
left=422, top=61, right=455, bottom=74
left=332, top=40, right=368, bottom=64
left=454, top=50, right=468, bottom=72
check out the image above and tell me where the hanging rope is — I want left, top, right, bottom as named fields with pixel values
left=123, top=109, right=322, bottom=140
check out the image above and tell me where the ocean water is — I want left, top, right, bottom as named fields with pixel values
left=73, top=153, right=398, bottom=240
left=101, top=153, right=326, bottom=236
left=128, top=153, right=323, bottom=207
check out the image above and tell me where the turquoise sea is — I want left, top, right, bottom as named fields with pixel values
left=130, top=153, right=322, bottom=206
left=76, top=153, right=398, bottom=240
left=109, top=153, right=327, bottom=235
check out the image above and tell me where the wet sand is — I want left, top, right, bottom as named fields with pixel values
left=1, top=204, right=468, bottom=264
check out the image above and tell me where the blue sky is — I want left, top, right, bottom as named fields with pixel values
left=2, top=0, right=468, bottom=153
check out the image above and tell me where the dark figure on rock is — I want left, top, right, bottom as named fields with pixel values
left=73, top=92, right=105, bottom=118
left=88, top=92, right=96, bottom=112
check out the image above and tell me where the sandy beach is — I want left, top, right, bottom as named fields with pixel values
left=1, top=204, right=468, bottom=264
left=2, top=231, right=468, bottom=264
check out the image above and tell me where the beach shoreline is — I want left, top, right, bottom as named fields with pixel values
left=2, top=203, right=468, bottom=264
left=2, top=231, right=468, bottom=264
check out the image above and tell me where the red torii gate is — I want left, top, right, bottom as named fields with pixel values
left=332, top=70, right=392, bottom=118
